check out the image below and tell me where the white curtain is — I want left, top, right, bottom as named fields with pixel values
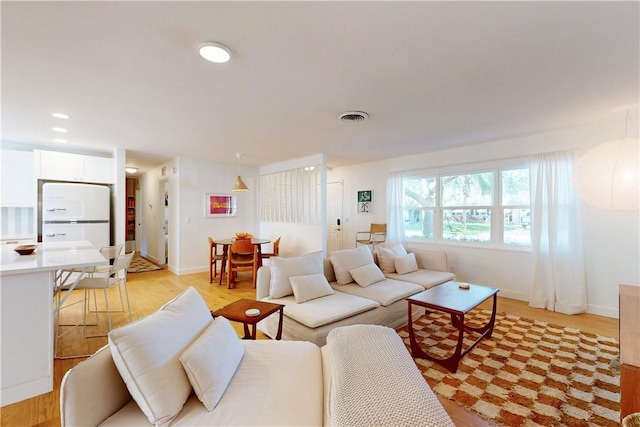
left=386, top=171, right=405, bottom=246
left=529, top=150, right=587, bottom=315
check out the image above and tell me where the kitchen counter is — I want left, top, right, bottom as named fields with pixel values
left=1, top=241, right=105, bottom=275
left=1, top=241, right=106, bottom=406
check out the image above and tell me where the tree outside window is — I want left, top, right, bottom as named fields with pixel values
left=401, top=165, right=531, bottom=247
left=441, top=172, right=493, bottom=243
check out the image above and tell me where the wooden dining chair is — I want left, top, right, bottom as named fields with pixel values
left=208, top=237, right=225, bottom=284
left=261, top=236, right=281, bottom=262
left=227, top=239, right=258, bottom=289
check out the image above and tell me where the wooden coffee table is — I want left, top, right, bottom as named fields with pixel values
left=407, top=281, right=499, bottom=373
left=211, top=299, right=284, bottom=340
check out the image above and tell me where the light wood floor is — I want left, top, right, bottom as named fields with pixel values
left=0, top=267, right=619, bottom=427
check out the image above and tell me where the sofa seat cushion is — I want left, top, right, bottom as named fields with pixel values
left=331, top=279, right=423, bottom=307
left=263, top=292, right=379, bottom=328
left=100, top=341, right=323, bottom=427
left=385, top=270, right=455, bottom=289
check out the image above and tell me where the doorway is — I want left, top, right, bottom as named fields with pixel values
left=327, top=181, right=343, bottom=253
left=161, top=180, right=169, bottom=265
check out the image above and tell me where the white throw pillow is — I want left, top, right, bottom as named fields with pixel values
left=394, top=253, right=419, bottom=275
left=376, top=244, right=408, bottom=273
left=108, top=287, right=212, bottom=427
left=349, top=263, right=386, bottom=287
left=269, top=251, right=324, bottom=299
left=289, top=273, right=335, bottom=303
left=179, top=317, right=245, bottom=412
left=329, top=246, right=374, bottom=286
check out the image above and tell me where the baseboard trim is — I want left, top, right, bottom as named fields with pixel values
left=495, top=289, right=529, bottom=302
left=586, top=304, right=619, bottom=319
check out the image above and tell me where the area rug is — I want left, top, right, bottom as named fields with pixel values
left=397, top=309, right=620, bottom=427
left=128, top=255, right=163, bottom=273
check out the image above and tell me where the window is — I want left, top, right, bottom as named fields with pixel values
left=402, top=165, right=530, bottom=247
left=501, top=169, right=531, bottom=246
left=441, top=172, right=493, bottom=243
left=402, top=176, right=436, bottom=238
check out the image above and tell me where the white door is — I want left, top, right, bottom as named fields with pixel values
left=327, top=182, right=343, bottom=254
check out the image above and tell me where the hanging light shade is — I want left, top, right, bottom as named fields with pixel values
left=574, top=136, right=639, bottom=211
left=232, top=175, right=249, bottom=192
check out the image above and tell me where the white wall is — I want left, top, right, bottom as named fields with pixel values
left=138, top=156, right=259, bottom=275
left=329, top=110, right=639, bottom=318
left=113, top=148, right=126, bottom=248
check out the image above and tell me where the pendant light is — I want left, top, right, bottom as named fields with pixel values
left=574, top=109, right=639, bottom=211
left=232, top=153, right=249, bottom=192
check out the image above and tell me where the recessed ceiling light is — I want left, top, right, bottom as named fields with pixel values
left=52, top=127, right=67, bottom=133
left=54, top=138, right=67, bottom=143
left=125, top=167, right=138, bottom=174
left=198, top=41, right=232, bottom=63
left=52, top=113, right=69, bottom=119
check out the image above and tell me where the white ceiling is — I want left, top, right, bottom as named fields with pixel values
left=2, top=1, right=638, bottom=173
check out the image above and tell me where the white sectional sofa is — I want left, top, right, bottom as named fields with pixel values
left=60, top=286, right=454, bottom=427
left=257, top=245, right=455, bottom=346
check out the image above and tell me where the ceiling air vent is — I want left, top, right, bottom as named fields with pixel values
left=339, top=111, right=369, bottom=123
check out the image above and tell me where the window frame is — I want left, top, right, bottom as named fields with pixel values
left=401, top=159, right=530, bottom=251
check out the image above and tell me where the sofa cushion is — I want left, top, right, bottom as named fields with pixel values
left=330, top=246, right=374, bottom=285
left=376, top=245, right=408, bottom=273
left=269, top=251, right=324, bottom=299
left=290, top=273, right=335, bottom=303
left=268, top=292, right=379, bottom=328
left=108, top=286, right=212, bottom=427
left=394, top=253, right=419, bottom=275
left=385, top=270, right=456, bottom=290
left=349, top=263, right=385, bottom=287
left=332, top=278, right=423, bottom=307
left=179, top=317, right=244, bottom=412
left=101, top=341, right=324, bottom=427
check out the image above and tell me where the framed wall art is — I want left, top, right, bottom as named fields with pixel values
left=357, top=190, right=373, bottom=214
left=204, top=193, right=236, bottom=217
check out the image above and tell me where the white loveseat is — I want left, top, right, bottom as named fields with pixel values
left=60, top=286, right=454, bottom=427
left=257, top=245, right=455, bottom=346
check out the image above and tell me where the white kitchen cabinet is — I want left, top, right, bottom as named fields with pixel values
left=1, top=149, right=35, bottom=207
left=83, top=155, right=114, bottom=184
left=34, top=150, right=114, bottom=184
left=0, top=241, right=107, bottom=406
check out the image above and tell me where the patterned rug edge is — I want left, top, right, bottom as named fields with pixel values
left=128, top=255, right=163, bottom=273
left=397, top=309, right=620, bottom=427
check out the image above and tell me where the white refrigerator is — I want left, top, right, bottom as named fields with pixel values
left=41, top=183, right=110, bottom=249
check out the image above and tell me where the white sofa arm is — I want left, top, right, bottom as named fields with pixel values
left=60, top=345, right=131, bottom=427
left=256, top=265, right=272, bottom=300
left=408, top=248, right=449, bottom=272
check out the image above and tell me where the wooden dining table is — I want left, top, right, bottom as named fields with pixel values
left=216, top=238, right=270, bottom=285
